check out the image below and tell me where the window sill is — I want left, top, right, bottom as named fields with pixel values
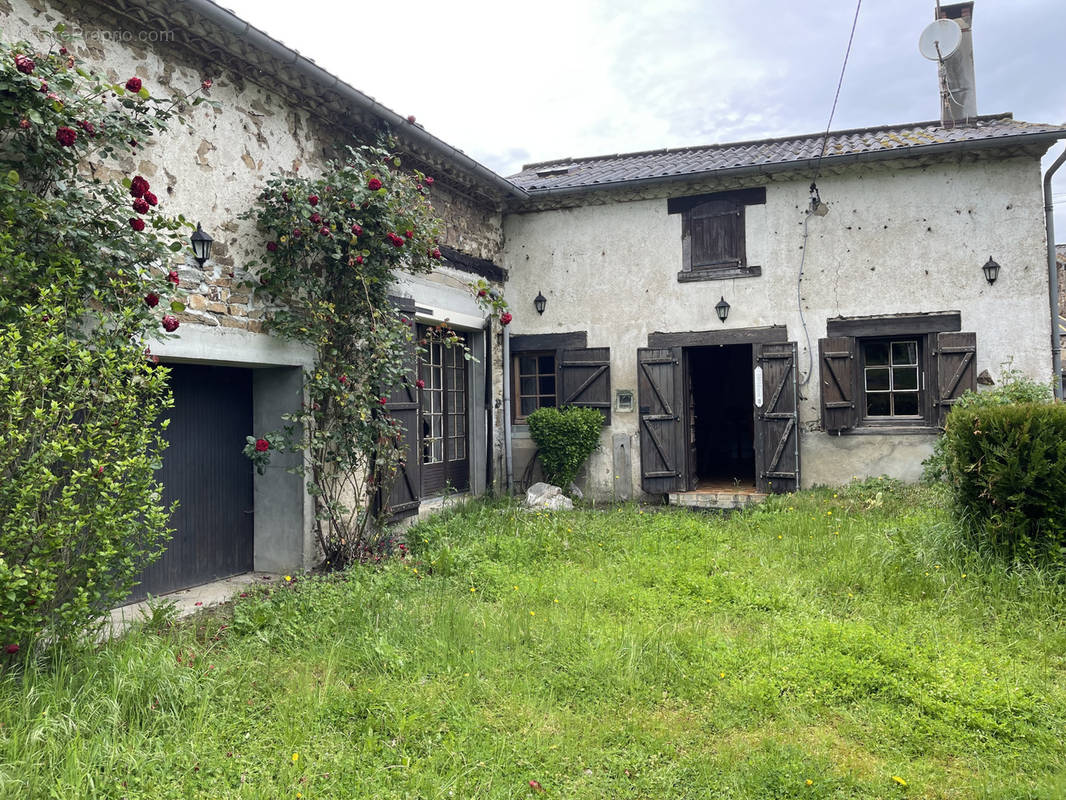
left=677, top=264, right=761, bottom=283
left=836, top=425, right=940, bottom=436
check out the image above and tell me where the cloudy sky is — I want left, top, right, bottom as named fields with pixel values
left=223, top=0, right=1066, bottom=232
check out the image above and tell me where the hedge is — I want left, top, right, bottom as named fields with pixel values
left=943, top=403, right=1066, bottom=562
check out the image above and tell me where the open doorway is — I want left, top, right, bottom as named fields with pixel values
left=687, top=345, right=755, bottom=490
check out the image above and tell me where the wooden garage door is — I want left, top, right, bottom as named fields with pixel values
left=129, top=364, right=254, bottom=601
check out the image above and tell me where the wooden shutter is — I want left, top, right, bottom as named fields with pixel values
left=637, top=347, right=684, bottom=493
left=687, top=200, right=744, bottom=268
left=558, top=347, right=611, bottom=423
left=380, top=298, right=421, bottom=520
left=819, top=336, right=857, bottom=433
left=754, top=342, right=800, bottom=494
left=935, top=331, right=977, bottom=427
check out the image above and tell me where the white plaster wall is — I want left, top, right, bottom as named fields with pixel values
left=502, top=156, right=1052, bottom=493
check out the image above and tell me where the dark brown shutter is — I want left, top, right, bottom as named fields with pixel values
left=381, top=298, right=421, bottom=520
left=558, top=347, right=611, bottom=423
left=687, top=200, right=744, bottom=268
left=637, top=347, right=684, bottom=493
left=935, top=331, right=977, bottom=427
left=754, top=342, right=800, bottom=493
left=819, top=336, right=857, bottom=433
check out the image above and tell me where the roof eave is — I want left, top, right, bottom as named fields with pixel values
left=516, top=130, right=1066, bottom=200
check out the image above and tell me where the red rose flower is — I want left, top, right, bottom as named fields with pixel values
left=18, top=118, right=29, bottom=129
left=308, top=195, right=319, bottom=206
left=368, top=177, right=382, bottom=191
left=339, top=375, right=348, bottom=385
left=416, top=378, right=425, bottom=389
left=354, top=255, right=364, bottom=264
left=425, top=176, right=434, bottom=186
left=407, top=115, right=416, bottom=123
left=255, top=438, right=270, bottom=452
left=144, top=191, right=158, bottom=206
left=292, top=228, right=302, bottom=238
left=129, top=175, right=149, bottom=198
left=266, top=241, right=278, bottom=252
left=282, top=192, right=292, bottom=202
left=77, top=120, right=96, bottom=136
left=55, top=126, right=77, bottom=146
left=97, top=465, right=104, bottom=475
left=125, top=76, right=142, bottom=93
left=379, top=396, right=388, bottom=405
left=144, top=292, right=160, bottom=307
left=404, top=230, right=413, bottom=239
left=133, top=197, right=150, bottom=214
left=5, top=644, right=19, bottom=654
left=46, top=92, right=62, bottom=106
left=14, top=54, right=34, bottom=74
left=431, top=248, right=442, bottom=259
left=161, top=314, right=179, bottom=332
left=309, top=212, right=321, bottom=224
left=38, top=81, right=48, bottom=93
left=477, top=288, right=487, bottom=297
left=59, top=46, right=68, bottom=56
left=167, top=270, right=179, bottom=285
left=201, top=78, right=213, bottom=90
left=128, top=138, right=138, bottom=148
left=129, top=216, right=145, bottom=232
left=500, top=312, right=512, bottom=325
left=319, top=226, right=330, bottom=236
left=351, top=224, right=363, bottom=236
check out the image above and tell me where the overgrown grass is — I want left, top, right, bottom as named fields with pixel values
left=2, top=480, right=1065, bottom=799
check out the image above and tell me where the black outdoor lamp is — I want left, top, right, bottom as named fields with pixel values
left=715, top=295, right=730, bottom=323
left=982, top=256, right=1000, bottom=285
left=190, top=222, right=213, bottom=266
left=534, top=290, right=547, bottom=315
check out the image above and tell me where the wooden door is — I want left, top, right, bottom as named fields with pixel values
left=637, top=347, right=685, bottom=493
left=753, top=342, right=800, bottom=494
left=381, top=302, right=421, bottom=520
left=130, top=364, right=254, bottom=601
left=419, top=330, right=469, bottom=495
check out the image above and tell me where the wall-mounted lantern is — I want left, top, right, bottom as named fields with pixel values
left=982, top=256, right=1000, bottom=285
left=715, top=296, right=730, bottom=323
left=190, top=223, right=213, bottom=266
left=534, top=290, right=547, bottom=315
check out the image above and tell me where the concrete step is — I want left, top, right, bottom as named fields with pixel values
left=667, top=490, right=768, bottom=510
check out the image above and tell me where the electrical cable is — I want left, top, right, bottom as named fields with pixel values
left=795, top=0, right=862, bottom=388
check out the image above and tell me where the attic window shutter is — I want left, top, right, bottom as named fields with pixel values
left=819, top=336, right=857, bottom=432
left=935, top=331, right=977, bottom=427
left=688, top=199, right=744, bottom=268
left=558, top=347, right=611, bottom=424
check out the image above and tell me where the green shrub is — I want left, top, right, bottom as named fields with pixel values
left=0, top=298, right=174, bottom=650
left=922, top=367, right=1053, bottom=482
left=942, top=403, right=1066, bottom=563
left=526, top=406, right=604, bottom=490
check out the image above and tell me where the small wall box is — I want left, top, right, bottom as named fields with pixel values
left=615, top=389, right=634, bottom=413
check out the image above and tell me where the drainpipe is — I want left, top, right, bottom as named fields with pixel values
left=502, top=324, right=514, bottom=493
left=1044, top=145, right=1066, bottom=400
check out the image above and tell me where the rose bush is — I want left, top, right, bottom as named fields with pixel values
left=0, top=27, right=213, bottom=652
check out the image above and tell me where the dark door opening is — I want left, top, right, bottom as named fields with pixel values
left=686, top=345, right=755, bottom=489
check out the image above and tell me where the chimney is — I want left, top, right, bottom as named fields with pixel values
left=937, top=2, right=977, bottom=128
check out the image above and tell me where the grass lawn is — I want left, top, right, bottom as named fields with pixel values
left=3, top=481, right=1065, bottom=799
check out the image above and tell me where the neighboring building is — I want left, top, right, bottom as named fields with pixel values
left=4, top=0, right=1065, bottom=593
left=501, top=114, right=1066, bottom=500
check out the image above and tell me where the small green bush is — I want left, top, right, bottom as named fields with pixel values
left=922, top=367, right=1053, bottom=482
left=0, top=298, right=174, bottom=650
left=942, top=403, right=1066, bottom=562
left=526, top=406, right=604, bottom=490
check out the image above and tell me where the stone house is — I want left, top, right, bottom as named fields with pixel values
left=4, top=0, right=1065, bottom=591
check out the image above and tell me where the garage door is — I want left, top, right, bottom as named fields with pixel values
left=129, top=364, right=254, bottom=601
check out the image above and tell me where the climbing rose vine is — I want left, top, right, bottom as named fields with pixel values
left=244, top=143, right=507, bottom=567
left=0, top=26, right=214, bottom=652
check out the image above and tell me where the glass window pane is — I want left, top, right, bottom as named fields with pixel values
left=864, top=341, right=889, bottom=366
left=519, top=356, right=536, bottom=375
left=866, top=368, right=890, bottom=391
left=892, top=341, right=918, bottom=365
left=867, top=393, right=890, bottom=416
left=543, top=397, right=556, bottom=408
left=538, top=355, right=555, bottom=374
left=894, top=392, right=919, bottom=415
left=521, top=397, right=536, bottom=415
left=894, top=367, right=918, bottom=390
left=520, top=377, right=536, bottom=396
left=539, top=376, right=556, bottom=395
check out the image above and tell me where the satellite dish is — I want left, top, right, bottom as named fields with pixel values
left=918, top=18, right=962, bottom=61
